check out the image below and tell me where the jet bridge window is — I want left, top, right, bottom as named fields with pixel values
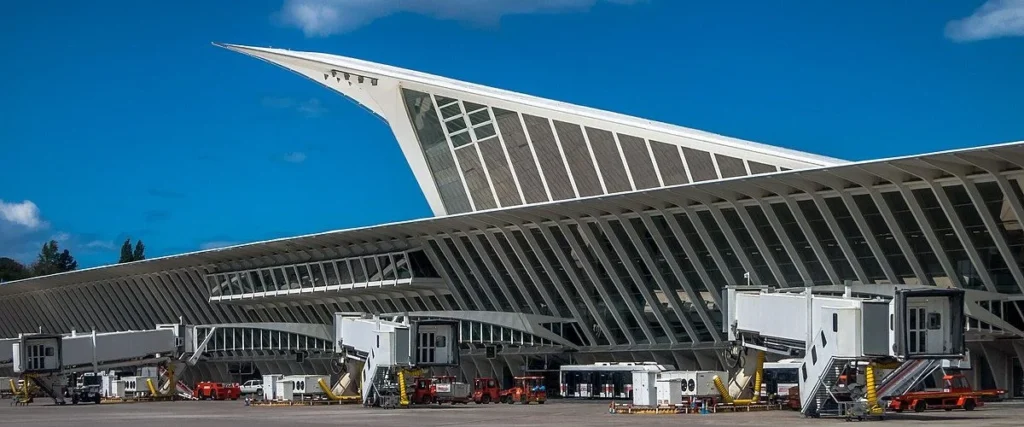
left=927, top=312, right=941, bottom=330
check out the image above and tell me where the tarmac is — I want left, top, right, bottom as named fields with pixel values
left=2, top=399, right=1023, bottom=426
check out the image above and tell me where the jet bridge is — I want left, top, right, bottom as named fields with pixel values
left=1, top=324, right=190, bottom=404
left=333, top=313, right=460, bottom=407
left=724, top=286, right=966, bottom=419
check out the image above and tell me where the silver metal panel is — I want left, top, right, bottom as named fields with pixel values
left=586, top=127, right=632, bottom=193
left=523, top=114, right=575, bottom=200
left=455, top=146, right=498, bottom=210
left=553, top=120, right=603, bottom=197
left=682, top=148, right=718, bottom=182
left=478, top=138, right=521, bottom=207
left=651, top=141, right=689, bottom=185
left=748, top=161, right=778, bottom=175
left=620, top=134, right=660, bottom=189
left=715, top=154, right=747, bottom=178
left=493, top=108, right=548, bottom=204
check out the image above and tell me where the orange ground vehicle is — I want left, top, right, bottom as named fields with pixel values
left=193, top=382, right=241, bottom=401
left=472, top=377, right=500, bottom=404
left=887, top=374, right=1004, bottom=413
left=409, top=377, right=434, bottom=404
left=500, top=376, right=547, bottom=404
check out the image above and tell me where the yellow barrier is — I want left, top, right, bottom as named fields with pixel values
left=146, top=378, right=159, bottom=397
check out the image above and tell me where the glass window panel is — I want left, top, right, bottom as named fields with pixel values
left=296, top=265, right=312, bottom=288
left=249, top=271, right=265, bottom=293
left=439, top=102, right=462, bottom=119
left=364, top=256, right=380, bottom=281
left=393, top=252, right=411, bottom=280
left=336, top=260, right=352, bottom=284
left=468, top=109, right=491, bottom=126
left=450, top=131, right=472, bottom=147
left=351, top=259, right=367, bottom=283
left=824, top=197, right=886, bottom=283
left=309, top=263, right=325, bottom=287
left=473, top=123, right=496, bottom=140
left=379, top=255, right=395, bottom=280
left=322, top=262, right=339, bottom=285
left=445, top=116, right=468, bottom=134
left=463, top=101, right=486, bottom=113
left=403, top=89, right=472, bottom=214
left=284, top=267, right=300, bottom=289
left=272, top=268, right=287, bottom=290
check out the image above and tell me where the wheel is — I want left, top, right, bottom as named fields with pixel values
left=482, top=395, right=490, bottom=404
left=964, top=399, right=976, bottom=411
left=538, top=400, right=545, bottom=404
left=256, top=389, right=263, bottom=396
left=914, top=401, right=926, bottom=413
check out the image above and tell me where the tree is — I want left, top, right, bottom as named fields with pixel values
left=119, top=238, right=145, bottom=263
left=132, top=240, right=145, bottom=261
left=119, top=238, right=133, bottom=263
left=0, top=257, right=32, bottom=282
left=32, top=240, right=77, bottom=276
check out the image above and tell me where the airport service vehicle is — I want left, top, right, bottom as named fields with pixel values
left=193, top=382, right=241, bottom=400
left=240, top=379, right=263, bottom=396
left=501, top=376, right=547, bottom=404
left=431, top=376, right=471, bottom=404
left=472, top=377, right=500, bottom=404
left=409, top=377, right=434, bottom=404
left=69, top=384, right=102, bottom=404
left=887, top=374, right=1004, bottom=413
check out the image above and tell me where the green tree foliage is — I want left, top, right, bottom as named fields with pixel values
left=32, top=240, right=78, bottom=276
left=133, top=240, right=146, bottom=261
left=119, top=238, right=146, bottom=263
left=0, top=257, right=32, bottom=282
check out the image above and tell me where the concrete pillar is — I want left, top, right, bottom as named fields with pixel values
left=981, top=343, right=1010, bottom=391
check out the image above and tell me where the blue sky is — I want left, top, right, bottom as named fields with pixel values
left=1, top=0, right=1023, bottom=268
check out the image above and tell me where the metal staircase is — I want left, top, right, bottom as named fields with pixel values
left=798, top=328, right=847, bottom=417
left=877, top=359, right=942, bottom=399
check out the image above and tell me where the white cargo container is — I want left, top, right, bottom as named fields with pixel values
left=656, top=379, right=683, bottom=405
left=659, top=370, right=726, bottom=398
left=121, top=376, right=156, bottom=397
left=0, top=377, right=13, bottom=396
left=275, top=379, right=294, bottom=401
left=263, top=374, right=284, bottom=400
left=110, top=380, right=127, bottom=398
left=632, top=371, right=657, bottom=406
left=282, top=375, right=329, bottom=398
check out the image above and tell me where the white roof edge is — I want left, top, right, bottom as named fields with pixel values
left=3, top=139, right=1020, bottom=290
left=218, top=43, right=849, bottom=166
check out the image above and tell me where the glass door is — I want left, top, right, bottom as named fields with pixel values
left=908, top=307, right=927, bottom=354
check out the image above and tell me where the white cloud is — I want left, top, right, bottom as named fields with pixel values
left=200, top=241, right=240, bottom=250
left=51, top=232, right=71, bottom=243
left=946, top=0, right=1024, bottom=42
left=0, top=199, right=45, bottom=230
left=279, top=0, right=643, bottom=37
left=282, top=152, right=308, bottom=163
left=85, top=240, right=117, bottom=251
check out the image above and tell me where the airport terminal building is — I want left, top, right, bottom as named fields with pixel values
left=2, top=44, right=1024, bottom=395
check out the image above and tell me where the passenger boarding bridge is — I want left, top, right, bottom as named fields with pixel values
left=723, top=284, right=967, bottom=418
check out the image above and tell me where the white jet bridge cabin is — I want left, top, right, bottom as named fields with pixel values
left=724, top=285, right=966, bottom=419
left=333, top=313, right=461, bottom=407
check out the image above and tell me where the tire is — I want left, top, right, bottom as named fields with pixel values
left=482, top=395, right=490, bottom=404
left=914, top=401, right=926, bottom=413
left=964, top=399, right=976, bottom=411
left=256, top=389, right=263, bottom=396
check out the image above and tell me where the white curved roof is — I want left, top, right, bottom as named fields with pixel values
left=219, top=43, right=849, bottom=216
